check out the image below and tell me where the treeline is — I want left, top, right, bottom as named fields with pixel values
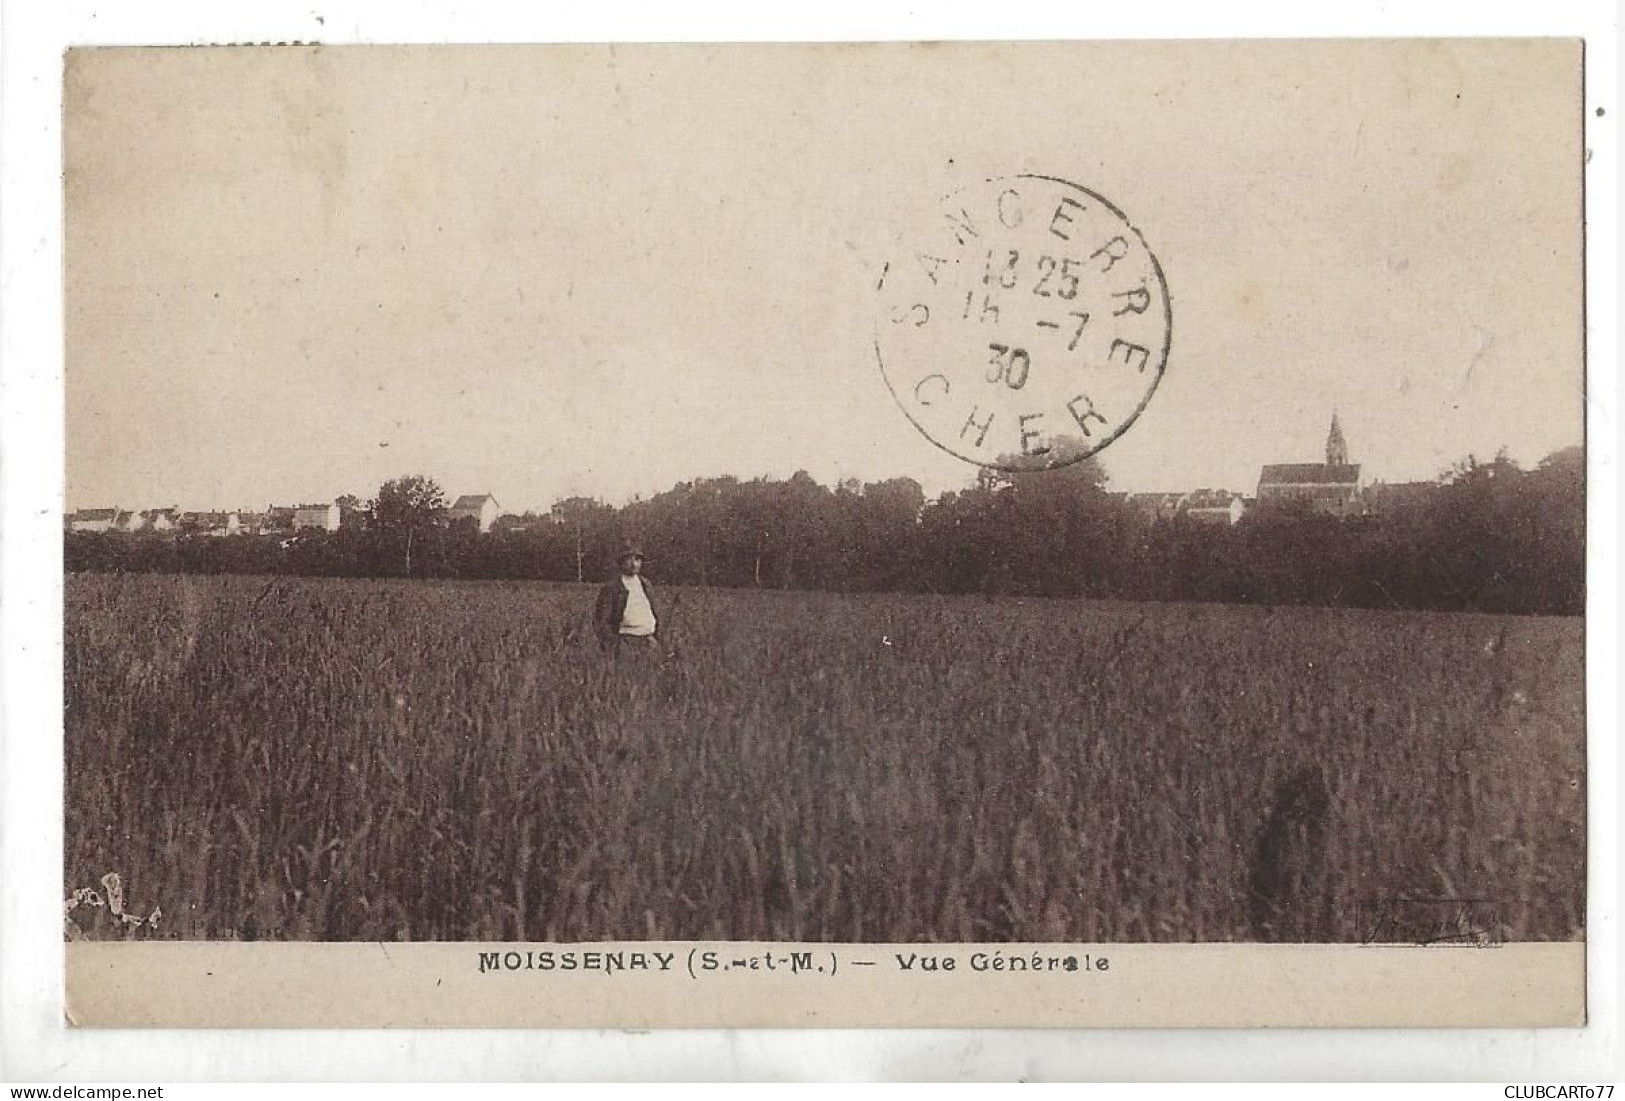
left=64, top=447, right=1583, bottom=616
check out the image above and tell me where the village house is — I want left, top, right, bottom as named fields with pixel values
left=67, top=508, right=126, bottom=533
left=178, top=511, right=241, bottom=537
left=292, top=503, right=340, bottom=531
left=448, top=493, right=501, bottom=533
left=1181, top=488, right=1249, bottom=525
left=1255, top=413, right=1363, bottom=517
left=1120, top=489, right=1248, bottom=525
left=1125, top=492, right=1184, bottom=523
left=142, top=507, right=179, bottom=532
left=66, top=506, right=206, bottom=534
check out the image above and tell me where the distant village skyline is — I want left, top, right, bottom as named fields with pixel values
left=68, top=412, right=1572, bottom=530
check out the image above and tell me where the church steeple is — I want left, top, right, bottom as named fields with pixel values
left=1326, top=412, right=1348, bottom=467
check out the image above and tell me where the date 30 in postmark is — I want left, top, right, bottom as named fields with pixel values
left=875, top=175, right=1171, bottom=471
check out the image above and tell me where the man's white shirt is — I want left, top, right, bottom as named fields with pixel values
left=619, top=575, right=657, bottom=636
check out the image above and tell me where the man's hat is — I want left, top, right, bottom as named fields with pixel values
left=616, top=542, right=646, bottom=564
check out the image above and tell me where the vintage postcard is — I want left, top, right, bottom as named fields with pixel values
left=61, top=39, right=1587, bottom=1027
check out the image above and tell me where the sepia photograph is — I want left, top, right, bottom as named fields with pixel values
left=56, top=37, right=1588, bottom=1027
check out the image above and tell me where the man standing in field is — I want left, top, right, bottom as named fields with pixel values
left=595, top=544, right=661, bottom=656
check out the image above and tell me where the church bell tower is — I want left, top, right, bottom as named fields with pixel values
left=1326, top=412, right=1348, bottom=467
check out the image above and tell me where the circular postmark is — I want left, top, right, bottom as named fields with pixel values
left=874, top=175, right=1171, bottom=471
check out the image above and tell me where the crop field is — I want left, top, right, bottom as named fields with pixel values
left=63, top=573, right=1585, bottom=943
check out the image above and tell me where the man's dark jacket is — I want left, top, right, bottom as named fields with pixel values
left=594, top=575, right=659, bottom=647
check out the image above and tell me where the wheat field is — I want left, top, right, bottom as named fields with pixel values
left=62, top=573, right=1585, bottom=942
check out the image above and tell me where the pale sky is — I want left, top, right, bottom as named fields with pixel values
left=65, top=40, right=1584, bottom=512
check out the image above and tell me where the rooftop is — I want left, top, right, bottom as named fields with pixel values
left=1258, top=463, right=1361, bottom=486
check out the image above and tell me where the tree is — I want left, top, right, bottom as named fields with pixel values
left=970, top=436, right=1115, bottom=596
left=832, top=476, right=924, bottom=591
left=335, top=493, right=368, bottom=532
left=550, top=496, right=616, bottom=583
left=367, top=475, right=448, bottom=577
left=776, top=470, right=833, bottom=589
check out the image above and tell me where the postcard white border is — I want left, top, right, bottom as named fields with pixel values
left=3, top=0, right=1619, bottom=1083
